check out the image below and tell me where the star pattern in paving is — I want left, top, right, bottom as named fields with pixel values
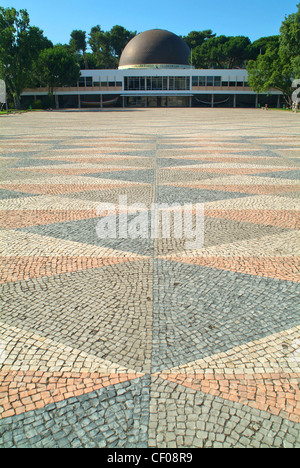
left=0, top=109, right=299, bottom=448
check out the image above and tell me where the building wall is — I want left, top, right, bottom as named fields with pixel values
left=21, top=68, right=282, bottom=109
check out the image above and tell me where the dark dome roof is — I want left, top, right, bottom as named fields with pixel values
left=119, top=29, right=191, bottom=69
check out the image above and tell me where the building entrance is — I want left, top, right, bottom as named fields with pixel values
left=125, top=96, right=190, bottom=107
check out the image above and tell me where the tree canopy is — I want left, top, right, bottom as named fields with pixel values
left=247, top=3, right=300, bottom=104
left=88, top=25, right=136, bottom=69
left=0, top=7, right=52, bottom=108
left=182, top=30, right=215, bottom=49
left=69, top=30, right=88, bottom=69
left=279, top=3, right=300, bottom=79
left=191, top=35, right=252, bottom=69
left=35, top=45, right=80, bottom=93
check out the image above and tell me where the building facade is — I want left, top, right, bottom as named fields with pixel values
left=21, top=29, right=283, bottom=109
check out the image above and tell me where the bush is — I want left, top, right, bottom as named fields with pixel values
left=31, top=99, right=43, bottom=109
left=30, top=95, right=54, bottom=110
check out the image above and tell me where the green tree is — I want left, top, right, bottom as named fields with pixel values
left=70, top=29, right=88, bottom=69
left=182, top=30, right=215, bottom=50
left=247, top=40, right=293, bottom=104
left=35, top=45, right=80, bottom=96
left=247, top=4, right=300, bottom=105
left=78, top=52, right=98, bottom=70
left=192, top=35, right=251, bottom=69
left=0, top=7, right=52, bottom=108
left=250, top=35, right=280, bottom=59
left=291, top=56, right=300, bottom=77
left=279, top=3, right=300, bottom=78
left=88, top=25, right=136, bottom=68
left=110, top=25, right=136, bottom=59
left=88, top=26, right=115, bottom=68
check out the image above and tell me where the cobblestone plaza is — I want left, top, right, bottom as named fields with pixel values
left=0, top=108, right=299, bottom=448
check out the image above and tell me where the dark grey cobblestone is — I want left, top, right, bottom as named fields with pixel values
left=0, top=376, right=150, bottom=448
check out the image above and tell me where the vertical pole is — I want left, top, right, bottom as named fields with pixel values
left=100, top=94, right=103, bottom=109
left=78, top=94, right=81, bottom=108
left=233, top=94, right=237, bottom=108
left=255, top=94, right=259, bottom=108
left=211, top=94, right=214, bottom=108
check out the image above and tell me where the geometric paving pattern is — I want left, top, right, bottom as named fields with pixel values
left=0, top=109, right=299, bottom=447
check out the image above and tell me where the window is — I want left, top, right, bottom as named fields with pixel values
left=108, top=81, right=116, bottom=87
left=126, top=77, right=140, bottom=90
left=175, top=77, right=189, bottom=90
left=152, top=77, right=162, bottom=90
left=85, top=77, right=93, bottom=87
left=101, top=81, right=108, bottom=87
left=169, top=77, right=190, bottom=90
left=124, top=76, right=190, bottom=91
left=192, top=76, right=199, bottom=86
left=199, top=76, right=206, bottom=86
left=140, top=78, right=146, bottom=90
left=78, top=77, right=85, bottom=87
left=207, top=76, right=214, bottom=86
left=214, top=76, right=221, bottom=87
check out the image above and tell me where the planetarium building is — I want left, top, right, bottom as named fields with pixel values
left=21, top=29, right=283, bottom=109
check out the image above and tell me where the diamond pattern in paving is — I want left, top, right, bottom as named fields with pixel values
left=0, top=109, right=299, bottom=448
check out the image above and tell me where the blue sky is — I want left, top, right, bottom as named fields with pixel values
left=1, top=0, right=298, bottom=46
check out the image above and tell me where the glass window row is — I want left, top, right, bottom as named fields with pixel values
left=124, top=76, right=190, bottom=91
left=192, top=76, right=221, bottom=87
left=78, top=77, right=122, bottom=87
left=192, top=76, right=248, bottom=87
left=77, top=75, right=248, bottom=89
